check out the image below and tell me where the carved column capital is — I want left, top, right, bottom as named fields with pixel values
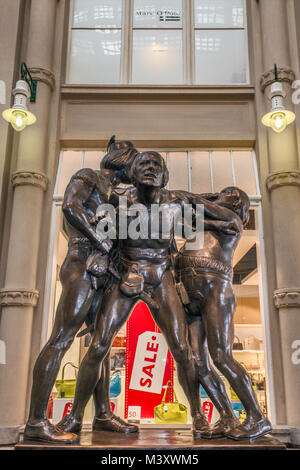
left=0, top=288, right=39, bottom=307
left=28, top=67, right=55, bottom=90
left=266, top=171, right=300, bottom=191
left=260, top=66, right=295, bottom=92
left=274, top=288, right=300, bottom=309
left=11, top=170, right=49, bottom=192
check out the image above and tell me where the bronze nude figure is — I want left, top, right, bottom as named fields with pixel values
left=24, top=137, right=139, bottom=443
left=176, top=187, right=272, bottom=440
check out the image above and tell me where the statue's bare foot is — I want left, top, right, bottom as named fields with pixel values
left=192, top=413, right=211, bottom=438
left=200, top=415, right=240, bottom=439
left=56, top=413, right=82, bottom=434
left=24, top=419, right=79, bottom=444
left=93, top=414, right=139, bottom=433
left=225, top=416, right=272, bottom=440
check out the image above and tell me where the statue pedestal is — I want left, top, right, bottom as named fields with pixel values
left=15, top=428, right=285, bottom=451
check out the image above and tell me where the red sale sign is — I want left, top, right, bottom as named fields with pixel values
left=62, top=401, right=73, bottom=419
left=202, top=401, right=214, bottom=423
left=125, top=302, right=174, bottom=420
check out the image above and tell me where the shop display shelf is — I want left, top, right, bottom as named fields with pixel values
left=233, top=349, right=264, bottom=353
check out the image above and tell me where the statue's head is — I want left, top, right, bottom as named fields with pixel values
left=130, top=151, right=169, bottom=188
left=218, top=186, right=250, bottom=226
left=101, top=135, right=139, bottom=184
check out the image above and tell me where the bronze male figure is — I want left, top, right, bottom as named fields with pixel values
left=176, top=187, right=272, bottom=440
left=24, top=138, right=138, bottom=443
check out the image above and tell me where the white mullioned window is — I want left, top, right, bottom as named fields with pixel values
left=54, top=149, right=260, bottom=200
left=68, top=0, right=249, bottom=85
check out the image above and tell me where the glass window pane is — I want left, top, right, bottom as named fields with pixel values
left=72, top=0, right=122, bottom=28
left=232, top=151, right=257, bottom=195
left=211, top=151, right=233, bottom=192
left=56, top=151, right=83, bottom=195
left=194, top=0, right=245, bottom=28
left=69, top=30, right=121, bottom=84
left=194, top=30, right=247, bottom=84
left=190, top=152, right=212, bottom=194
left=132, top=30, right=183, bottom=84
left=168, top=152, right=188, bottom=191
left=83, top=151, right=105, bottom=170
left=133, top=0, right=182, bottom=28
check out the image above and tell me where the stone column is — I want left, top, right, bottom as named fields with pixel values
left=0, top=0, right=56, bottom=444
left=259, top=0, right=300, bottom=427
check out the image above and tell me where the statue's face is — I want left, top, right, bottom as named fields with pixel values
left=135, top=153, right=164, bottom=187
left=218, top=188, right=240, bottom=210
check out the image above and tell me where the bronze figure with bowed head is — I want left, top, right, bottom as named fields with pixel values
left=176, top=187, right=272, bottom=440
left=24, top=137, right=139, bottom=444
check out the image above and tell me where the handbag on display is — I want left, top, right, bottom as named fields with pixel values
left=232, top=335, right=243, bottom=350
left=110, top=370, right=121, bottom=398
left=244, top=335, right=262, bottom=350
left=154, top=381, right=187, bottom=424
left=111, top=351, right=126, bottom=369
left=55, top=362, right=78, bottom=398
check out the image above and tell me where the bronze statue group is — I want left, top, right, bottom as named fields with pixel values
left=24, top=137, right=271, bottom=444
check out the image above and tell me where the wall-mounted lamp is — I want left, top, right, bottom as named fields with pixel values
left=262, top=64, right=295, bottom=133
left=2, top=62, right=37, bottom=132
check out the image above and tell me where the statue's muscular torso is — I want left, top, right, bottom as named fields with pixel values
left=110, top=187, right=188, bottom=257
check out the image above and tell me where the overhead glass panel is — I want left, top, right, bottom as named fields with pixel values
left=72, top=0, right=122, bottom=28
left=211, top=151, right=233, bottom=192
left=190, top=152, right=212, bottom=194
left=168, top=152, right=188, bottom=191
left=55, top=149, right=260, bottom=198
left=194, top=29, right=247, bottom=84
left=132, top=30, right=183, bottom=84
left=194, top=0, right=245, bottom=28
left=133, top=0, right=182, bottom=28
left=232, top=151, right=258, bottom=195
left=56, top=151, right=83, bottom=195
left=83, top=151, right=105, bottom=170
left=69, top=30, right=121, bottom=84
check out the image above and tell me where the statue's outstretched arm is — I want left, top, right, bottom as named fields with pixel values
left=173, top=189, right=239, bottom=223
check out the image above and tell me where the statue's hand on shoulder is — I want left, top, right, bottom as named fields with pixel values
left=213, top=219, right=241, bottom=236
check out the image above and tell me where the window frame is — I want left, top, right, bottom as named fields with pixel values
left=66, top=0, right=250, bottom=86
left=193, top=0, right=250, bottom=85
left=53, top=147, right=261, bottom=201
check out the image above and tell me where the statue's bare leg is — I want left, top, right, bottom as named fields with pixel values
left=85, top=288, right=138, bottom=432
left=92, top=350, right=138, bottom=433
left=202, top=277, right=271, bottom=439
left=151, top=271, right=210, bottom=436
left=57, top=282, right=136, bottom=433
left=187, top=311, right=239, bottom=438
left=24, top=254, right=95, bottom=443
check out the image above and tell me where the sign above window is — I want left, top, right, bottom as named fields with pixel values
left=133, top=0, right=182, bottom=28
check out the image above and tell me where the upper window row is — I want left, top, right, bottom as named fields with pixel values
left=55, top=150, right=259, bottom=198
left=68, top=0, right=248, bottom=85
